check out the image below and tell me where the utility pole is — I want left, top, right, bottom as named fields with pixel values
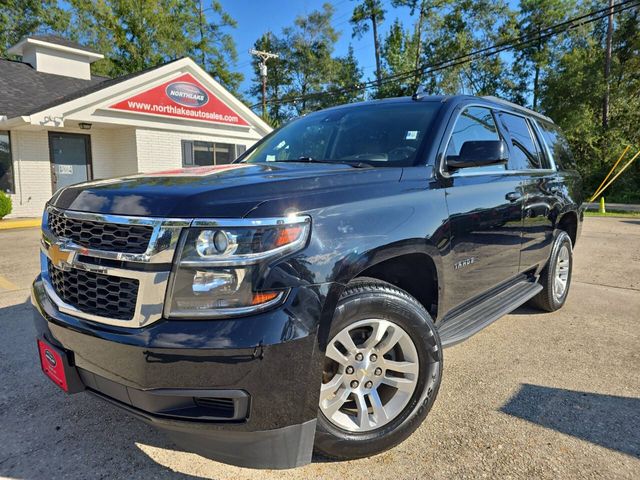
left=250, top=49, right=279, bottom=118
left=603, top=0, right=615, bottom=129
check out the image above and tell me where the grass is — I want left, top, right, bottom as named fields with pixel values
left=584, top=210, right=640, bottom=218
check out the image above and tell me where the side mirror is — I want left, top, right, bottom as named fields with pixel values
left=446, top=140, right=509, bottom=169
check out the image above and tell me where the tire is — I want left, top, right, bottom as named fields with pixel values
left=314, top=277, right=443, bottom=460
left=529, top=230, right=573, bottom=312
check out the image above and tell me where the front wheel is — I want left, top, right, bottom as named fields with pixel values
left=314, top=278, right=442, bottom=460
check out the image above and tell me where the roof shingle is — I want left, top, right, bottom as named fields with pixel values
left=0, top=59, right=107, bottom=118
left=0, top=58, right=180, bottom=119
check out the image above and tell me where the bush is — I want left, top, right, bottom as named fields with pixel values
left=0, top=191, right=12, bottom=219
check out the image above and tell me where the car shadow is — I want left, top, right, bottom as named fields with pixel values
left=621, top=220, right=640, bottom=225
left=0, top=299, right=208, bottom=480
left=508, top=305, right=542, bottom=315
left=500, top=383, right=640, bottom=458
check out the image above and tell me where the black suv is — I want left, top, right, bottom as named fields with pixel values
left=32, top=95, right=583, bottom=469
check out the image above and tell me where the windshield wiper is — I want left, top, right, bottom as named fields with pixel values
left=279, top=157, right=373, bottom=169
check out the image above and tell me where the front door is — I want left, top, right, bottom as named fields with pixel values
left=49, top=133, right=92, bottom=192
left=442, top=106, right=524, bottom=310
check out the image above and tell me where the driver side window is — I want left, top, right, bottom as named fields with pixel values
left=446, top=107, right=506, bottom=174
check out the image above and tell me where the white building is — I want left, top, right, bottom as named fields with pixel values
left=0, top=35, right=271, bottom=218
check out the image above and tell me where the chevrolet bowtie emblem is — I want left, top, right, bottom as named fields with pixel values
left=48, top=243, right=72, bottom=269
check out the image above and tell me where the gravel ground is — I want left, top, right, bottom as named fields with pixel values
left=0, top=217, right=638, bottom=479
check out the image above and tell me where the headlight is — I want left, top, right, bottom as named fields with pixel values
left=166, top=215, right=310, bottom=318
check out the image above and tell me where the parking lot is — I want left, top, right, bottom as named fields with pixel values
left=0, top=216, right=638, bottom=479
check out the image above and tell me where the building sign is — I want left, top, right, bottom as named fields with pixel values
left=108, top=73, right=249, bottom=126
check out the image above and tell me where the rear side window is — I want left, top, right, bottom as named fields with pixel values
left=536, top=120, right=576, bottom=170
left=446, top=106, right=506, bottom=174
left=499, top=112, right=544, bottom=170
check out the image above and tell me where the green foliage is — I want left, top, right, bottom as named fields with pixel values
left=0, top=0, right=70, bottom=57
left=0, top=191, right=12, bottom=219
left=250, top=4, right=364, bottom=121
left=541, top=5, right=640, bottom=203
left=350, top=0, right=386, bottom=90
left=67, top=0, right=242, bottom=93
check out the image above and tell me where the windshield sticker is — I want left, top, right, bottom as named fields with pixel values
left=266, top=155, right=276, bottom=162
left=405, top=130, right=418, bottom=140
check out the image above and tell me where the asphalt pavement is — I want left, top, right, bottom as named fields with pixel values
left=0, top=217, right=638, bottom=479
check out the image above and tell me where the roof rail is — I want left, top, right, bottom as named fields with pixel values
left=481, top=95, right=553, bottom=123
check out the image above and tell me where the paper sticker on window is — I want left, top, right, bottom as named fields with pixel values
left=266, top=155, right=276, bottom=162
left=405, top=131, right=418, bottom=140
left=58, top=165, right=73, bottom=174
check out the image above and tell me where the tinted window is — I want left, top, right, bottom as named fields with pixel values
left=499, top=112, right=542, bottom=170
left=182, top=141, right=238, bottom=167
left=0, top=131, right=14, bottom=193
left=242, top=102, right=442, bottom=167
left=193, top=141, right=214, bottom=166
left=446, top=106, right=505, bottom=174
left=536, top=120, right=575, bottom=170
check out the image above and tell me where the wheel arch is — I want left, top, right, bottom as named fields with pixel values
left=317, top=240, right=444, bottom=349
left=557, top=210, right=579, bottom=246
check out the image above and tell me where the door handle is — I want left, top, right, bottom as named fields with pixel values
left=505, top=192, right=522, bottom=202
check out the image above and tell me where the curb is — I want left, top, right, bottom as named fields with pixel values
left=584, top=202, right=640, bottom=212
left=0, top=218, right=41, bottom=230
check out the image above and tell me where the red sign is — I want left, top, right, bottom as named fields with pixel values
left=37, top=339, right=68, bottom=392
left=109, top=73, right=249, bottom=126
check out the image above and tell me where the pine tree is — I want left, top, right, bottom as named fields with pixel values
left=350, top=0, right=386, bottom=93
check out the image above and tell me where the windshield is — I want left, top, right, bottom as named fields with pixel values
left=241, top=102, right=442, bottom=167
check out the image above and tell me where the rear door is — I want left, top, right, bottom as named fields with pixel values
left=442, top=106, right=524, bottom=310
left=497, top=112, right=557, bottom=272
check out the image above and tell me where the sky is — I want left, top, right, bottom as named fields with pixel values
left=223, top=0, right=414, bottom=102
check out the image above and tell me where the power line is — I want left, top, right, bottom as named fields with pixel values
left=251, top=0, right=639, bottom=109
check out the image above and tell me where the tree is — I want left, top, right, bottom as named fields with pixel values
left=249, top=32, right=291, bottom=125
left=326, top=45, right=365, bottom=106
left=391, top=0, right=449, bottom=92
left=282, top=3, right=340, bottom=115
left=350, top=0, right=386, bottom=92
left=379, top=19, right=420, bottom=97
left=68, top=0, right=242, bottom=93
left=421, top=0, right=515, bottom=97
left=516, top=0, right=576, bottom=109
left=0, top=0, right=69, bottom=57
left=540, top=3, right=640, bottom=203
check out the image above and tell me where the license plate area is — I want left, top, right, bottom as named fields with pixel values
left=37, top=338, right=84, bottom=393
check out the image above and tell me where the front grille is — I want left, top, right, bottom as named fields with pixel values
left=48, top=261, right=139, bottom=320
left=48, top=209, right=153, bottom=254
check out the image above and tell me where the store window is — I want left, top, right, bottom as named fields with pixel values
left=0, top=131, right=15, bottom=193
left=182, top=140, right=246, bottom=167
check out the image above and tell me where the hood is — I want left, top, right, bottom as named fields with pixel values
left=51, top=163, right=403, bottom=218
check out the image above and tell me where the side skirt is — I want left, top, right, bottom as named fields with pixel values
left=438, top=279, right=543, bottom=348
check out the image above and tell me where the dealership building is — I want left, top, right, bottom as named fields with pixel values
left=0, top=35, right=271, bottom=218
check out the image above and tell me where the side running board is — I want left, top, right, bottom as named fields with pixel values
left=438, top=280, right=543, bottom=348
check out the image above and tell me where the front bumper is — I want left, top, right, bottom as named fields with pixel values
left=31, top=275, right=330, bottom=469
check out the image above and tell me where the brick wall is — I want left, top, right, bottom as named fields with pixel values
left=7, top=127, right=138, bottom=218
left=6, top=126, right=259, bottom=218
left=135, top=128, right=257, bottom=173
left=7, top=130, right=51, bottom=218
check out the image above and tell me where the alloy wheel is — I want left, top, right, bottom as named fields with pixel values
left=553, top=244, right=571, bottom=302
left=319, top=319, right=419, bottom=432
